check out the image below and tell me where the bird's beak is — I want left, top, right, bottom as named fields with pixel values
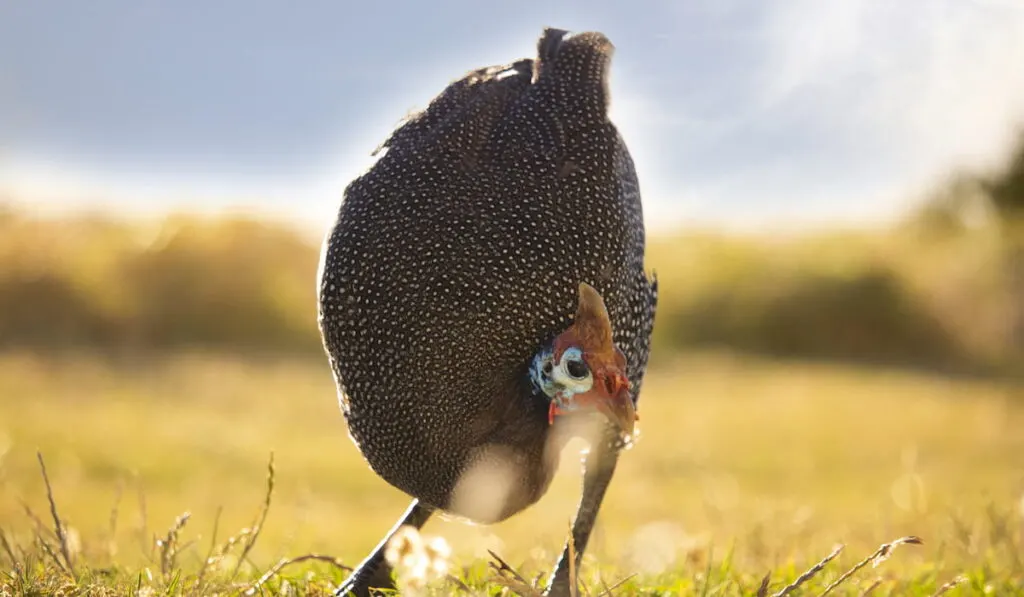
left=592, top=368, right=637, bottom=436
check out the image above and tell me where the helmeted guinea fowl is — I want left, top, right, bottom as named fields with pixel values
left=317, top=27, right=657, bottom=596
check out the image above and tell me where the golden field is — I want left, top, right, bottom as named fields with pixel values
left=2, top=146, right=1024, bottom=591
left=1, top=350, right=1021, bottom=594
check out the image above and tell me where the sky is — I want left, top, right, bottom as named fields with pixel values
left=2, top=0, right=1024, bottom=233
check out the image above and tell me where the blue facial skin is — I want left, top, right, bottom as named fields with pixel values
left=530, top=345, right=594, bottom=413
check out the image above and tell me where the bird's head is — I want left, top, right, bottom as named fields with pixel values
left=530, top=283, right=637, bottom=436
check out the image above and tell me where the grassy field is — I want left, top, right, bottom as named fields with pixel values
left=1, top=351, right=1022, bottom=595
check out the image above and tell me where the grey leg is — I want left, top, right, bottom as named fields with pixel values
left=335, top=499, right=433, bottom=597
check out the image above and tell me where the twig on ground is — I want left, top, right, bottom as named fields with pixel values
left=157, top=511, right=191, bottom=578
left=0, top=527, right=19, bottom=567
left=771, top=544, right=844, bottom=597
left=19, top=501, right=56, bottom=542
left=581, top=578, right=593, bottom=597
left=489, top=550, right=543, bottom=597
left=819, top=536, right=923, bottom=596
left=244, top=553, right=352, bottom=595
left=929, top=575, right=967, bottom=597
left=37, top=452, right=76, bottom=579
left=597, top=573, right=636, bottom=596
left=858, top=578, right=883, bottom=596
left=491, top=575, right=545, bottom=597
left=446, top=573, right=472, bottom=592
left=231, top=453, right=275, bottom=580
left=756, top=572, right=771, bottom=597
left=194, top=506, right=223, bottom=591
left=36, top=534, right=69, bottom=576
left=212, top=526, right=254, bottom=569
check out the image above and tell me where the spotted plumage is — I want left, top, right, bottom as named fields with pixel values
left=318, top=27, right=656, bottom=595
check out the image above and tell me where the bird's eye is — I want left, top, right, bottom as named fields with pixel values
left=560, top=347, right=590, bottom=380
left=566, top=358, right=589, bottom=379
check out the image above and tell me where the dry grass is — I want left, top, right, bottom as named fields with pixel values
left=1, top=351, right=1022, bottom=594
left=0, top=456, right=969, bottom=596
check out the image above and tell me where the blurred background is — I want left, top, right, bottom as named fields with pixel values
left=1, top=0, right=1023, bottom=585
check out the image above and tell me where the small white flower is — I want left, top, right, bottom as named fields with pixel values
left=384, top=525, right=452, bottom=593
left=385, top=525, right=425, bottom=569
left=425, top=536, right=452, bottom=576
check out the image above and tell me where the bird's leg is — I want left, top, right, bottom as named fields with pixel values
left=334, top=499, right=433, bottom=597
left=545, top=434, right=620, bottom=597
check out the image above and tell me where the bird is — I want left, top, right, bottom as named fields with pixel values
left=317, top=27, right=657, bottom=596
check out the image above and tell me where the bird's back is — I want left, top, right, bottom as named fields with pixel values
left=318, top=30, right=656, bottom=512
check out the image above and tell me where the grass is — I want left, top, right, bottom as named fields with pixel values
left=0, top=351, right=1022, bottom=595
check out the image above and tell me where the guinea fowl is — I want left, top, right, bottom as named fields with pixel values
left=318, top=27, right=657, bottom=596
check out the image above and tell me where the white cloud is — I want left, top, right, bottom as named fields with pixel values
left=758, top=0, right=872, bottom=110
left=757, top=0, right=1024, bottom=188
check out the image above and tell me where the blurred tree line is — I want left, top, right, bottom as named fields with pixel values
left=0, top=211, right=320, bottom=354
left=648, top=131, right=1024, bottom=375
left=1, top=132, right=1022, bottom=374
